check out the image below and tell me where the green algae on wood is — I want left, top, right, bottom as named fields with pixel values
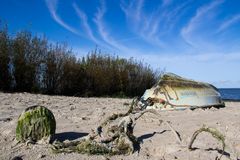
left=51, top=100, right=140, bottom=155
left=51, top=133, right=134, bottom=155
left=188, top=125, right=225, bottom=151
left=16, top=105, right=56, bottom=142
left=52, top=139, right=111, bottom=155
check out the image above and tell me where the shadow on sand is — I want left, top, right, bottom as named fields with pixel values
left=190, top=147, right=231, bottom=158
left=137, top=130, right=168, bottom=143
left=51, top=132, right=88, bottom=142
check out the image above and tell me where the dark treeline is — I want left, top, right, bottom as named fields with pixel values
left=0, top=24, right=158, bottom=97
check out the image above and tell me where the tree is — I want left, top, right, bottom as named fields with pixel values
left=12, top=32, right=48, bottom=92
left=42, top=44, right=67, bottom=94
left=0, top=25, right=158, bottom=96
left=0, top=24, right=11, bottom=91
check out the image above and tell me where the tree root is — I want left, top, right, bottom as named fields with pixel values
left=50, top=98, right=182, bottom=156
left=188, top=125, right=226, bottom=160
left=164, top=121, right=182, bottom=144
left=99, top=98, right=138, bottom=127
left=133, top=109, right=182, bottom=144
left=51, top=99, right=140, bottom=155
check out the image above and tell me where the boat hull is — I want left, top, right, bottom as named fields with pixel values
left=140, top=73, right=225, bottom=110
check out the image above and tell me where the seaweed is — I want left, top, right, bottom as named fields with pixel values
left=16, top=105, right=56, bottom=142
left=51, top=133, right=134, bottom=155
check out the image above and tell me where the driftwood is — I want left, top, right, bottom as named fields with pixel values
left=164, top=121, right=182, bottom=144
left=51, top=98, right=182, bottom=155
left=51, top=99, right=139, bottom=155
left=132, top=109, right=182, bottom=144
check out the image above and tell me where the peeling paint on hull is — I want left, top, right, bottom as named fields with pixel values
left=140, top=73, right=225, bottom=110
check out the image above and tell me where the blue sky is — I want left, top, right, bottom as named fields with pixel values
left=0, top=0, right=240, bottom=88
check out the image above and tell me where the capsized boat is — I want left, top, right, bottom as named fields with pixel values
left=139, top=73, right=225, bottom=110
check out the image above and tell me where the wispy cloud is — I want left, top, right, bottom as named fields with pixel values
left=183, top=52, right=240, bottom=63
left=141, top=52, right=240, bottom=66
left=42, top=0, right=240, bottom=87
left=181, top=0, right=224, bottom=46
left=135, top=0, right=144, bottom=23
left=43, top=0, right=240, bottom=87
left=120, top=0, right=144, bottom=24
left=136, top=51, right=240, bottom=87
left=162, top=0, right=172, bottom=7
left=217, top=14, right=240, bottom=33
left=93, top=0, right=136, bottom=54
left=120, top=0, right=190, bottom=48
left=121, top=0, right=165, bottom=47
left=94, top=0, right=116, bottom=48
left=45, top=0, right=80, bottom=35
left=72, top=3, right=100, bottom=44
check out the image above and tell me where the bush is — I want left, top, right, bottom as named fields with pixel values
left=0, top=23, right=159, bottom=97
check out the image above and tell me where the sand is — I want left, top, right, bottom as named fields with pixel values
left=0, top=92, right=240, bottom=160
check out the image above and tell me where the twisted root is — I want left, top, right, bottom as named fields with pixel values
left=188, top=125, right=226, bottom=160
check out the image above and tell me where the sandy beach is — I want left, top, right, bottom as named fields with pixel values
left=0, top=92, right=240, bottom=160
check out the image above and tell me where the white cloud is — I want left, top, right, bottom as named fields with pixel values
left=45, top=0, right=80, bottom=35
left=43, top=0, right=240, bottom=87
left=120, top=0, right=190, bottom=48
left=120, top=0, right=144, bottom=24
left=93, top=0, right=138, bottom=54
left=217, top=14, right=240, bottom=33
left=120, top=0, right=166, bottom=47
left=72, top=3, right=100, bottom=44
left=137, top=51, right=240, bottom=87
left=94, top=0, right=119, bottom=49
left=135, top=0, right=144, bottom=22
left=162, top=0, right=172, bottom=7
left=181, top=0, right=224, bottom=46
